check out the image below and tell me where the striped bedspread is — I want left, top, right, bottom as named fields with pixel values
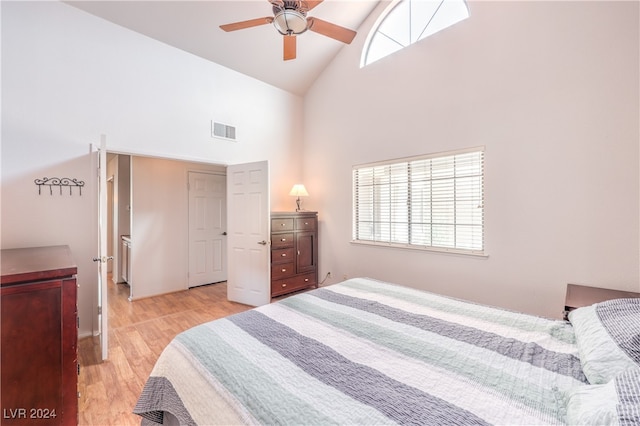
left=134, top=278, right=587, bottom=425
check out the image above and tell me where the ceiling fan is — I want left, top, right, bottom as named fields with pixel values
left=220, top=0, right=357, bottom=61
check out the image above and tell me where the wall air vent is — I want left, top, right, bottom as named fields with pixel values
left=211, top=121, right=237, bottom=141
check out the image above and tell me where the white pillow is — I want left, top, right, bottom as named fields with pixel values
left=569, top=299, right=640, bottom=384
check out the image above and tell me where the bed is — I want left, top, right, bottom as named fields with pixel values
left=134, top=277, right=640, bottom=425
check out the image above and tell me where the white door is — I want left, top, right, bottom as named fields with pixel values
left=226, top=161, right=270, bottom=306
left=94, top=135, right=109, bottom=361
left=188, top=172, right=227, bottom=287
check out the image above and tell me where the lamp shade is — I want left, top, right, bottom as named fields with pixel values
left=289, top=184, right=309, bottom=197
left=273, top=9, right=309, bottom=35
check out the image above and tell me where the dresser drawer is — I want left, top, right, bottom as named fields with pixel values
left=295, top=217, right=317, bottom=231
left=271, top=247, right=295, bottom=264
left=272, top=218, right=294, bottom=232
left=271, top=232, right=294, bottom=249
left=296, top=272, right=317, bottom=288
left=271, top=273, right=317, bottom=297
left=271, top=262, right=295, bottom=280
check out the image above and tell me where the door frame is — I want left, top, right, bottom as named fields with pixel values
left=94, top=147, right=268, bottom=358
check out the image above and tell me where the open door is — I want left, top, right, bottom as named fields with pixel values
left=93, top=135, right=109, bottom=361
left=226, top=161, right=270, bottom=306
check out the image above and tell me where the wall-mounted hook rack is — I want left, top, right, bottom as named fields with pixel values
left=34, top=177, right=85, bottom=196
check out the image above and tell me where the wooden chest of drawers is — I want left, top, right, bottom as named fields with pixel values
left=270, top=212, right=318, bottom=297
left=1, top=245, right=78, bottom=425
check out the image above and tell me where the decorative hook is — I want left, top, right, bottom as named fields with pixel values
left=34, top=177, right=85, bottom=196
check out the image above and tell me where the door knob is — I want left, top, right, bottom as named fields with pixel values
left=222, top=232, right=227, bottom=236
left=92, top=256, right=113, bottom=263
left=257, top=240, right=267, bottom=245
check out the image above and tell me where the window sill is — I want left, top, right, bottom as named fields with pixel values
left=350, top=240, right=488, bottom=258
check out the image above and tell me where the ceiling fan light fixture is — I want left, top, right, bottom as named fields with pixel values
left=220, top=0, right=357, bottom=62
left=273, top=9, right=309, bottom=35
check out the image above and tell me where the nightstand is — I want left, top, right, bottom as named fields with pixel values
left=563, top=283, right=640, bottom=320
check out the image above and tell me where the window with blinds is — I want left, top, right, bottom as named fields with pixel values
left=352, top=147, right=484, bottom=255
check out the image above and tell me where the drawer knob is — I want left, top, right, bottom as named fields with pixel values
left=281, top=268, right=287, bottom=272
left=281, top=253, right=287, bottom=257
left=305, top=222, right=309, bottom=225
left=281, top=238, right=287, bottom=242
left=281, top=223, right=286, bottom=226
left=282, top=283, right=287, bottom=288
left=304, top=278, right=309, bottom=282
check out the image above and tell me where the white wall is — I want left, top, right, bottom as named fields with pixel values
left=130, top=156, right=225, bottom=299
left=1, top=1, right=303, bottom=337
left=304, top=1, right=640, bottom=318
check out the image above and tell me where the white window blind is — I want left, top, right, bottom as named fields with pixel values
left=353, top=147, right=484, bottom=255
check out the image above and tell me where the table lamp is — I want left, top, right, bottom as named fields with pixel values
left=289, top=184, right=308, bottom=211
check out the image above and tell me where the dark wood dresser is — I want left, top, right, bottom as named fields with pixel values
left=1, top=245, right=78, bottom=425
left=270, top=212, right=318, bottom=298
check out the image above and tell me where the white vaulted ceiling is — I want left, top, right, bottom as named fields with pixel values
left=66, top=0, right=382, bottom=96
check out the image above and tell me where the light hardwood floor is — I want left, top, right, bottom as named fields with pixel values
left=78, top=279, right=251, bottom=425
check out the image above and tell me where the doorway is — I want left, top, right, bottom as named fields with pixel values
left=104, top=155, right=227, bottom=314
left=97, top=150, right=271, bottom=361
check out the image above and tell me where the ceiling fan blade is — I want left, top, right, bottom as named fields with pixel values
left=220, top=17, right=273, bottom=32
left=283, top=35, right=297, bottom=61
left=305, top=0, right=324, bottom=11
left=308, top=17, right=356, bottom=44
